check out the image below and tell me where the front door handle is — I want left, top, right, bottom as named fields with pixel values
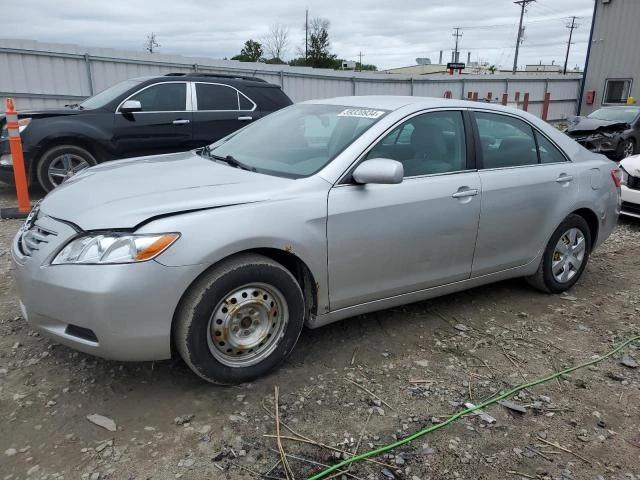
left=238, top=116, right=253, bottom=121
left=172, top=119, right=190, bottom=125
left=556, top=174, right=574, bottom=183
left=452, top=188, right=479, bottom=198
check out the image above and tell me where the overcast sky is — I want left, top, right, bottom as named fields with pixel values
left=3, top=0, right=594, bottom=70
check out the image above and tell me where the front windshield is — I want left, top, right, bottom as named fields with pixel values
left=207, top=104, right=388, bottom=178
left=587, top=107, right=640, bottom=124
left=79, top=79, right=145, bottom=110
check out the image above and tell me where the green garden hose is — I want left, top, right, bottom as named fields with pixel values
left=307, top=334, right=640, bottom=480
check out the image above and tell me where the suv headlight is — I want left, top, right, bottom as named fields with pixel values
left=51, top=232, right=179, bottom=265
left=1, top=118, right=32, bottom=136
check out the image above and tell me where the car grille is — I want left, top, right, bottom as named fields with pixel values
left=19, top=217, right=57, bottom=257
left=627, top=174, right=640, bottom=191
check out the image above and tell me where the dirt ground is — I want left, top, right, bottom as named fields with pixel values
left=1, top=183, right=639, bottom=480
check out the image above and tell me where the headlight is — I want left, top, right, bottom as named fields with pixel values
left=51, top=233, right=179, bottom=265
left=619, top=167, right=628, bottom=186
left=1, top=118, right=32, bottom=135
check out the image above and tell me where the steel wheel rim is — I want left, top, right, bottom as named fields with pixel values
left=48, top=154, right=90, bottom=186
left=552, top=228, right=586, bottom=283
left=207, top=283, right=288, bottom=367
left=623, top=142, right=634, bottom=158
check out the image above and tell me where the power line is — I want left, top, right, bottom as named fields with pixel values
left=513, top=0, right=536, bottom=74
left=563, top=16, right=580, bottom=74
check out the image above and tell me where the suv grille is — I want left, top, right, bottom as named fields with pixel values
left=19, top=218, right=57, bottom=257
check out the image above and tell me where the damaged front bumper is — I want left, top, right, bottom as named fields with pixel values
left=568, top=131, right=621, bottom=157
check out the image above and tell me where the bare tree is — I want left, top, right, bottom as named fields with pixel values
left=145, top=32, right=160, bottom=53
left=262, top=23, right=289, bottom=62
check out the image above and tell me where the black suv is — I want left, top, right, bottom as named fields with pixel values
left=0, top=73, right=292, bottom=191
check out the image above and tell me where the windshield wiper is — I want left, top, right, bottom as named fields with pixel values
left=201, top=146, right=256, bottom=172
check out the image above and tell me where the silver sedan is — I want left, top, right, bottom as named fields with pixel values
left=12, top=96, right=621, bottom=384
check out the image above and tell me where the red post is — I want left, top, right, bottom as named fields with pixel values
left=472, top=92, right=478, bottom=101
left=515, top=91, right=521, bottom=104
left=487, top=92, right=492, bottom=101
left=449, top=68, right=454, bottom=75
left=522, top=93, right=530, bottom=112
left=4, top=98, right=31, bottom=215
left=541, top=92, right=551, bottom=120
left=501, top=93, right=508, bottom=106
left=467, top=91, right=473, bottom=100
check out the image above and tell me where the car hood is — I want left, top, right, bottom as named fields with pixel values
left=620, top=154, right=640, bottom=177
left=18, top=108, right=82, bottom=119
left=39, top=150, right=295, bottom=230
left=566, top=116, right=629, bottom=136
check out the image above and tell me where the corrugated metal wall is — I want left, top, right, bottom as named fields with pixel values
left=0, top=38, right=581, bottom=120
left=581, top=0, right=640, bottom=115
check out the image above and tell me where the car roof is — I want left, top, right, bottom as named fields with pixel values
left=303, top=95, right=525, bottom=114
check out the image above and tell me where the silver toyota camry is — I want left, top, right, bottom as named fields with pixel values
left=12, top=96, right=621, bottom=384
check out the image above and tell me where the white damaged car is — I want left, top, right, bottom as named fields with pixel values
left=620, top=154, right=640, bottom=218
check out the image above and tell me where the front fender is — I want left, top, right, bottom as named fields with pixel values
left=137, top=194, right=330, bottom=314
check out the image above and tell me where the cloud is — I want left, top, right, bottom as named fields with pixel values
left=3, top=0, right=593, bottom=70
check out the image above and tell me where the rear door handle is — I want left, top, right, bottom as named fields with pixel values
left=556, top=174, right=574, bottom=183
left=452, top=188, right=479, bottom=198
left=172, top=119, right=190, bottom=125
left=238, top=116, right=253, bottom=121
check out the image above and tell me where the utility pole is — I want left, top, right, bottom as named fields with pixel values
left=513, top=0, right=535, bottom=74
left=563, top=16, right=579, bottom=74
left=452, top=27, right=462, bottom=63
left=358, top=51, right=363, bottom=71
left=305, top=9, right=309, bottom=66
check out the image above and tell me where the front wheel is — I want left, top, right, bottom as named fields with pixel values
left=618, top=139, right=635, bottom=159
left=36, top=145, right=97, bottom=192
left=527, top=214, right=592, bottom=293
left=175, top=254, right=305, bottom=384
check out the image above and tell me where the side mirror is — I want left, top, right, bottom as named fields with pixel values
left=120, top=100, right=142, bottom=113
left=352, top=159, right=404, bottom=185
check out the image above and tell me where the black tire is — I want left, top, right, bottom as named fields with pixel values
left=617, top=139, right=635, bottom=160
left=36, top=144, right=97, bottom=192
left=526, top=214, right=592, bottom=293
left=174, top=254, right=305, bottom=385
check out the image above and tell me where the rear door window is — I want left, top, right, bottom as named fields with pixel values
left=196, top=83, right=240, bottom=111
left=474, top=112, right=538, bottom=168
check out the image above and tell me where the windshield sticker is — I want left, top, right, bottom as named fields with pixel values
left=337, top=108, right=386, bottom=119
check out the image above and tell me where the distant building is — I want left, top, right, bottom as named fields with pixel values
left=381, top=64, right=449, bottom=75
left=525, top=62, right=562, bottom=73
left=341, top=60, right=357, bottom=70
left=580, top=0, right=640, bottom=114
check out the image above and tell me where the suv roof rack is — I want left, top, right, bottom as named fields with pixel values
left=164, top=72, right=266, bottom=82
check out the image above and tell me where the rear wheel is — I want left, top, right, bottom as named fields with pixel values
left=36, top=145, right=96, bottom=192
left=175, top=254, right=305, bottom=384
left=527, top=214, right=591, bottom=293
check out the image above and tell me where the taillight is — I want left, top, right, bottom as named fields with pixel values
left=611, top=168, right=622, bottom=188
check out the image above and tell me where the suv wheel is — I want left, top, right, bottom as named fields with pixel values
left=36, top=145, right=97, bottom=192
left=175, top=254, right=305, bottom=384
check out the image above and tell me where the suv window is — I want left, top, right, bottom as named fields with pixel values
left=128, top=82, right=187, bottom=112
left=196, top=83, right=239, bottom=111
left=475, top=112, right=538, bottom=168
left=239, top=93, right=255, bottom=111
left=366, top=111, right=467, bottom=177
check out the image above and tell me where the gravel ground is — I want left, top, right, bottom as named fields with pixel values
left=1, top=183, right=639, bottom=480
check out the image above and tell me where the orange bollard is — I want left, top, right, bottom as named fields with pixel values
left=0, top=97, right=31, bottom=219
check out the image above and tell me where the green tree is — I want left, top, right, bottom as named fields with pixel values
left=306, top=18, right=337, bottom=68
left=231, top=39, right=264, bottom=62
